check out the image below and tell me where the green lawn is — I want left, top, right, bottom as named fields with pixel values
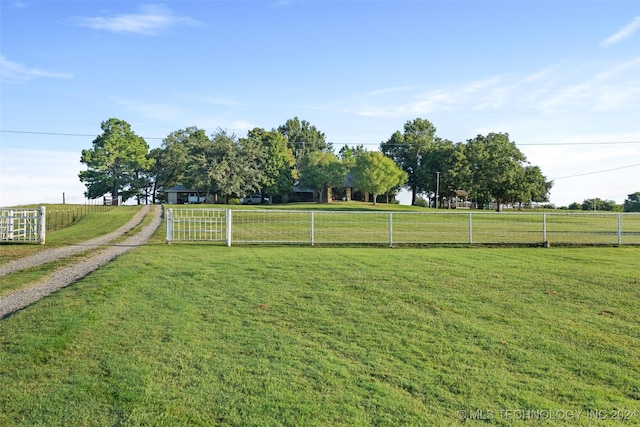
left=1, top=227, right=638, bottom=425
left=1, top=206, right=142, bottom=260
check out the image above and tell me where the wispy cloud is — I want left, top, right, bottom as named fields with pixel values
left=110, top=97, right=186, bottom=122
left=600, top=15, right=640, bottom=47
left=270, top=0, right=296, bottom=7
left=0, top=55, right=73, bottom=83
left=10, top=1, right=29, bottom=9
left=72, top=5, right=202, bottom=35
left=347, top=54, right=640, bottom=119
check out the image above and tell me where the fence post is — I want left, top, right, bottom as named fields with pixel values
left=310, top=211, right=315, bottom=246
left=617, top=213, right=622, bottom=246
left=39, top=206, right=46, bottom=244
left=543, top=213, right=547, bottom=246
left=8, top=210, right=14, bottom=240
left=468, top=212, right=473, bottom=244
left=226, top=209, right=232, bottom=247
left=389, top=212, right=393, bottom=247
left=165, top=208, right=172, bottom=243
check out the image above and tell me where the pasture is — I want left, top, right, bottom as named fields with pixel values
left=0, top=206, right=638, bottom=425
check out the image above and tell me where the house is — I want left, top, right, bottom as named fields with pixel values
left=164, top=185, right=210, bottom=204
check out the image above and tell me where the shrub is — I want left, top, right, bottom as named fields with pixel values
left=414, top=197, right=429, bottom=208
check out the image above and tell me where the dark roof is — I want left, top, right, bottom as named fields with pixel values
left=451, top=189, right=468, bottom=197
left=165, top=184, right=191, bottom=192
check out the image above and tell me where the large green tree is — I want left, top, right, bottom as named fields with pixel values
left=380, top=118, right=437, bottom=205
left=298, top=151, right=346, bottom=203
left=278, top=117, right=332, bottom=168
left=182, top=129, right=267, bottom=202
left=420, top=138, right=470, bottom=207
left=464, top=133, right=551, bottom=211
left=79, top=118, right=154, bottom=202
left=161, top=127, right=208, bottom=188
left=243, top=128, right=295, bottom=197
left=351, top=151, right=407, bottom=205
left=623, top=192, right=640, bottom=212
left=520, top=165, right=553, bottom=206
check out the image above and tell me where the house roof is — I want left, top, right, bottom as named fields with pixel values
left=451, top=189, right=468, bottom=197
left=165, top=184, right=191, bottom=193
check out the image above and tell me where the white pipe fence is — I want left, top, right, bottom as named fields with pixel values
left=0, top=206, right=46, bottom=244
left=165, top=208, right=640, bottom=247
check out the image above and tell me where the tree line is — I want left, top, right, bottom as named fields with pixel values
left=80, top=117, right=557, bottom=209
left=564, top=194, right=640, bottom=212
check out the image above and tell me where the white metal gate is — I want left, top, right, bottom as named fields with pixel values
left=166, top=208, right=228, bottom=244
left=0, top=206, right=46, bottom=244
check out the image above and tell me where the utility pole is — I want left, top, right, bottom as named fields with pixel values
left=435, top=171, right=440, bottom=209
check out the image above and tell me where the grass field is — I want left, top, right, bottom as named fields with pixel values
left=1, top=214, right=639, bottom=425
left=0, top=206, right=145, bottom=297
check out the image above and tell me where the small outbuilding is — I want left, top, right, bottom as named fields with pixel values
left=447, top=190, right=471, bottom=209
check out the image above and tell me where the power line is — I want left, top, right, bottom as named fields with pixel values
left=518, top=141, right=640, bottom=146
left=0, top=130, right=165, bottom=140
left=2, top=129, right=639, bottom=147
left=552, top=163, right=640, bottom=180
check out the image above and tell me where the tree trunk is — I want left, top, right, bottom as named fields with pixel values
left=373, top=194, right=377, bottom=206
left=411, top=187, right=417, bottom=205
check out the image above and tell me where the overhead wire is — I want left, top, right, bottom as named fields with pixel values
left=551, top=163, right=640, bottom=180
left=1, top=129, right=639, bottom=147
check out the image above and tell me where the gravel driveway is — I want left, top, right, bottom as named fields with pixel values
left=0, top=205, right=163, bottom=319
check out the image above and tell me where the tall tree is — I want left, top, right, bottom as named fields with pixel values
left=520, top=165, right=553, bottom=206
left=338, top=144, right=365, bottom=170
left=146, top=147, right=166, bottom=204
left=464, top=133, right=536, bottom=211
left=380, top=118, right=437, bottom=205
left=298, top=151, right=346, bottom=203
left=160, top=126, right=208, bottom=190
left=182, top=128, right=218, bottom=196
left=623, top=192, right=640, bottom=212
left=244, top=128, right=295, bottom=197
left=420, top=138, right=470, bottom=207
left=278, top=117, right=332, bottom=168
left=79, top=118, right=153, bottom=202
left=351, top=151, right=407, bottom=205
left=183, top=129, right=267, bottom=203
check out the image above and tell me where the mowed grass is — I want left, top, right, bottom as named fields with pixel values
left=0, top=205, right=143, bottom=264
left=0, top=206, right=146, bottom=297
left=1, top=229, right=639, bottom=425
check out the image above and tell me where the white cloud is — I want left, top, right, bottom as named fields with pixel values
left=72, top=5, right=202, bottom=35
left=0, top=55, right=73, bottom=83
left=600, top=15, right=640, bottom=47
left=110, top=96, right=186, bottom=122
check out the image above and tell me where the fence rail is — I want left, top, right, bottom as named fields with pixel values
left=0, top=206, right=46, bottom=244
left=165, top=208, right=640, bottom=246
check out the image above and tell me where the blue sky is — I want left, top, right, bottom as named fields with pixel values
left=1, top=0, right=639, bottom=207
